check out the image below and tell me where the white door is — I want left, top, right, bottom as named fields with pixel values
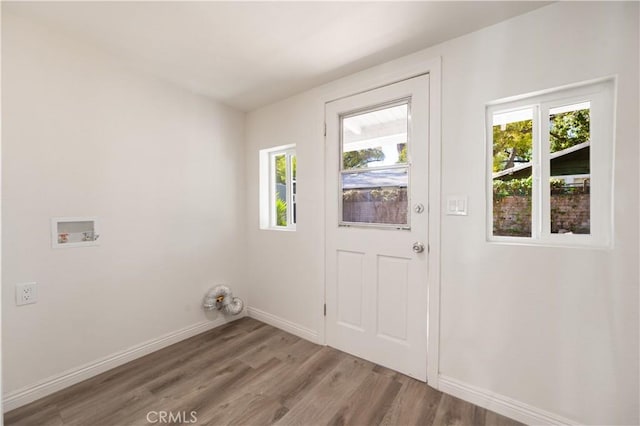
left=325, top=75, right=429, bottom=381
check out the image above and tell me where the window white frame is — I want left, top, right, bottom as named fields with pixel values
left=259, top=144, right=296, bottom=231
left=486, top=78, right=615, bottom=248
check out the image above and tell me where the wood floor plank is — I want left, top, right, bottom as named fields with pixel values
left=485, top=410, right=526, bottom=426
left=275, top=353, right=374, bottom=426
left=273, top=336, right=322, bottom=365
left=3, top=398, right=58, bottom=425
left=372, top=364, right=403, bottom=381
left=142, top=324, right=277, bottom=396
left=3, top=403, right=64, bottom=426
left=266, top=346, right=343, bottom=409
left=5, top=318, right=524, bottom=426
left=102, top=359, right=257, bottom=426
left=175, top=358, right=285, bottom=425
left=202, top=342, right=338, bottom=425
left=433, top=393, right=488, bottom=426
left=185, top=357, right=294, bottom=426
left=328, top=372, right=403, bottom=426
left=61, top=386, right=155, bottom=426
left=146, top=358, right=253, bottom=411
left=237, top=329, right=300, bottom=368
left=204, top=393, right=289, bottom=426
left=380, top=377, right=442, bottom=426
left=111, top=359, right=256, bottom=426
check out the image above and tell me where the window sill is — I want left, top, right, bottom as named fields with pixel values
left=261, top=226, right=296, bottom=232
left=487, top=236, right=612, bottom=250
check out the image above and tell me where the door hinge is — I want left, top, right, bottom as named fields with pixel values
left=428, top=244, right=430, bottom=254
left=324, top=122, right=327, bottom=137
left=323, top=303, right=326, bottom=316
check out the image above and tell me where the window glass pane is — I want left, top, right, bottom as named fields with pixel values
left=549, top=102, right=590, bottom=234
left=492, top=108, right=533, bottom=237
left=341, top=168, right=408, bottom=225
left=342, top=103, right=408, bottom=170
left=274, top=154, right=287, bottom=226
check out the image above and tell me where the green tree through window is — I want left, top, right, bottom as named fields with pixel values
left=550, top=108, right=590, bottom=153
left=492, top=119, right=533, bottom=172
left=343, top=148, right=385, bottom=169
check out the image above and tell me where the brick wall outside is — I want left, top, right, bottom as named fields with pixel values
left=343, top=190, right=590, bottom=235
left=494, top=194, right=590, bottom=236
left=549, top=193, right=591, bottom=234
left=342, top=188, right=407, bottom=224
left=493, top=195, right=532, bottom=237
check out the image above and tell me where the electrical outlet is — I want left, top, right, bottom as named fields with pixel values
left=16, top=282, right=37, bottom=306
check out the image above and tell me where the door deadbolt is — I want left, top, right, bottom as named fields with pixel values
left=414, top=203, right=425, bottom=214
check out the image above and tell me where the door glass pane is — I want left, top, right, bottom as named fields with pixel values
left=340, top=101, right=410, bottom=227
left=342, top=103, right=408, bottom=170
left=341, top=168, right=408, bottom=225
left=492, top=108, right=533, bottom=237
left=549, top=102, right=590, bottom=234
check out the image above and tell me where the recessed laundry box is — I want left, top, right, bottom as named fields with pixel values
left=51, top=217, right=100, bottom=248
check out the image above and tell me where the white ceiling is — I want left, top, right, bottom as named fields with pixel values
left=4, top=1, right=549, bottom=111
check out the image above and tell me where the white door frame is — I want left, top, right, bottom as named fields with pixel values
left=320, top=56, right=441, bottom=388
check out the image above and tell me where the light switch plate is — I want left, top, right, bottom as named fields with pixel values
left=446, top=195, right=468, bottom=216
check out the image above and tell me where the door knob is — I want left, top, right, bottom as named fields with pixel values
left=412, top=242, right=425, bottom=253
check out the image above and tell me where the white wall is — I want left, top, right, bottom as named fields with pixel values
left=246, top=94, right=326, bottom=338
left=245, top=2, right=639, bottom=424
left=2, top=11, right=246, bottom=398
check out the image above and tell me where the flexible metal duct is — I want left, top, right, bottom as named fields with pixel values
left=203, top=285, right=244, bottom=315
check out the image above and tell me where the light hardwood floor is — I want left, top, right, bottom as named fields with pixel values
left=5, top=318, right=523, bottom=426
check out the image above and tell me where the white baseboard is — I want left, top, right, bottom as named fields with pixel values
left=438, top=375, right=579, bottom=426
left=247, top=306, right=320, bottom=343
left=3, top=317, right=234, bottom=412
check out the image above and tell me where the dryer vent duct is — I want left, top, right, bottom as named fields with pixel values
left=203, top=285, right=244, bottom=315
